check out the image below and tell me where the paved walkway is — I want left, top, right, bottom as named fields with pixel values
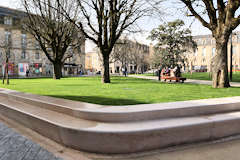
left=0, top=122, right=63, bottom=160
left=2, top=115, right=240, bottom=160
left=129, top=75, right=240, bottom=87
left=94, top=136, right=240, bottom=160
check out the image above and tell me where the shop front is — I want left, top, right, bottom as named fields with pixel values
left=63, top=63, right=82, bottom=76
left=2, top=62, right=15, bottom=76
left=18, top=63, right=29, bottom=76
left=30, top=63, right=43, bottom=76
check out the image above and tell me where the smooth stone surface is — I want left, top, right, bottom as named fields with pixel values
left=2, top=88, right=240, bottom=153
left=1, top=88, right=240, bottom=122
left=2, top=93, right=240, bottom=153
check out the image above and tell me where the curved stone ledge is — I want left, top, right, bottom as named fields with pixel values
left=1, top=88, right=240, bottom=153
left=1, top=97, right=240, bottom=153
left=1, top=89, right=240, bottom=122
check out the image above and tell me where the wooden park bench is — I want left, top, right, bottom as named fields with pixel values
left=160, top=69, right=186, bottom=83
left=161, top=76, right=186, bottom=83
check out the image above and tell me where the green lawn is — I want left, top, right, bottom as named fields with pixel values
left=182, top=72, right=212, bottom=81
left=141, top=73, right=157, bottom=76
left=182, top=72, right=240, bottom=82
left=0, top=76, right=240, bottom=105
left=142, top=72, right=240, bottom=82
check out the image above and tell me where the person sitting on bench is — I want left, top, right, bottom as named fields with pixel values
left=173, top=65, right=181, bottom=77
left=163, top=67, right=170, bottom=76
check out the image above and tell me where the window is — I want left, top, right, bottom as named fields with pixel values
left=238, top=35, right=240, bottom=42
left=21, top=34, right=27, bottom=48
left=211, top=39, right=215, bottom=45
left=47, top=48, right=52, bottom=52
left=35, top=52, right=40, bottom=59
left=212, top=48, right=216, bottom=56
left=69, top=47, right=73, bottom=54
left=5, top=30, right=11, bottom=45
left=206, top=39, right=211, bottom=44
left=36, top=41, right=40, bottom=49
left=4, top=17, right=12, bottom=25
left=232, top=46, right=236, bottom=55
left=77, top=46, right=81, bottom=53
left=202, top=58, right=206, bottom=63
left=202, top=40, right=206, bottom=45
left=194, top=48, right=198, bottom=56
left=195, top=40, right=200, bottom=45
left=233, top=35, right=237, bottom=43
left=202, top=48, right=206, bottom=56
left=21, top=50, right=26, bottom=59
left=7, top=50, right=10, bottom=58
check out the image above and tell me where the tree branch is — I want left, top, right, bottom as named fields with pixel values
left=181, top=0, right=211, bottom=30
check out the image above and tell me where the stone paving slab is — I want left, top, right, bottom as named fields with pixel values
left=0, top=122, right=63, bottom=160
left=88, top=135, right=240, bottom=160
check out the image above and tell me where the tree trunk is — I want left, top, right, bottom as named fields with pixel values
left=53, top=62, right=62, bottom=80
left=2, top=60, right=9, bottom=85
left=102, top=55, right=110, bottom=83
left=212, top=38, right=230, bottom=88
left=2, top=64, right=5, bottom=84
left=6, top=63, right=9, bottom=85
left=136, top=65, right=139, bottom=74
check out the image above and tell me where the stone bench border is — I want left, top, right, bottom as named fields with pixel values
left=1, top=88, right=240, bottom=122
left=1, top=88, right=240, bottom=153
left=1, top=96, right=240, bottom=153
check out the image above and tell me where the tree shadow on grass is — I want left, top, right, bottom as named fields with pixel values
left=111, top=78, right=154, bottom=85
left=59, top=84, right=91, bottom=87
left=47, top=95, right=147, bottom=106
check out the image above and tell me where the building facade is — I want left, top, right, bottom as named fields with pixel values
left=85, top=49, right=102, bottom=73
left=187, top=33, right=240, bottom=72
left=0, top=6, right=85, bottom=77
left=85, top=39, right=150, bottom=74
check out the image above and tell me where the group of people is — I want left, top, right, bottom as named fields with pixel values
left=161, top=65, right=181, bottom=77
left=25, top=68, right=51, bottom=77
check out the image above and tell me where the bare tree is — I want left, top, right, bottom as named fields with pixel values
left=129, top=42, right=149, bottom=74
left=179, top=0, right=240, bottom=88
left=58, top=0, right=151, bottom=83
left=111, top=38, right=131, bottom=74
left=111, top=38, right=150, bottom=75
left=22, top=0, right=84, bottom=79
left=1, top=36, right=11, bottom=85
left=0, top=28, right=19, bottom=85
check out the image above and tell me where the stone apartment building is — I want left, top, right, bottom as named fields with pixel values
left=85, top=39, right=150, bottom=74
left=85, top=49, right=102, bottom=73
left=0, top=6, right=85, bottom=77
left=187, top=33, right=240, bottom=72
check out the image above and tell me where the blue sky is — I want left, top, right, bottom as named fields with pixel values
left=1, top=0, right=239, bottom=52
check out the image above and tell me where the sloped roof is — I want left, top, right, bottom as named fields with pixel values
left=0, top=6, right=25, bottom=18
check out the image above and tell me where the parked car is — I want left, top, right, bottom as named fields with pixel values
left=193, top=66, right=207, bottom=72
